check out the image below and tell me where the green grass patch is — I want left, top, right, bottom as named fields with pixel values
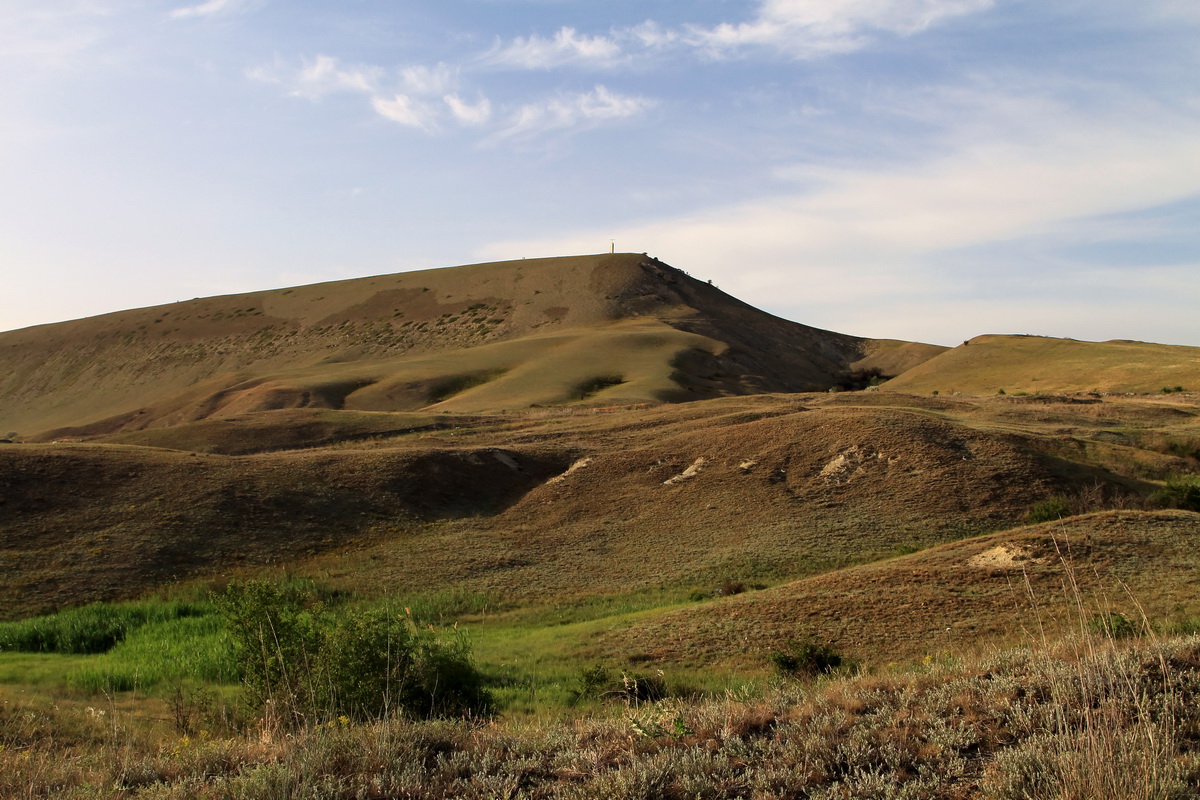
left=66, top=614, right=237, bottom=693
left=0, top=599, right=210, bottom=655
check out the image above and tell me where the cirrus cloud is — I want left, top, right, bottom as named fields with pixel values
left=170, top=0, right=259, bottom=20
left=684, top=0, right=996, bottom=57
left=483, top=26, right=623, bottom=69
left=489, top=85, right=655, bottom=142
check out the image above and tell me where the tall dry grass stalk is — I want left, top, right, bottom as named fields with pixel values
left=983, top=531, right=1195, bottom=800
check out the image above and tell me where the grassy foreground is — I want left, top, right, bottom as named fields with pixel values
left=3, top=573, right=1200, bottom=799
left=3, top=630, right=1199, bottom=799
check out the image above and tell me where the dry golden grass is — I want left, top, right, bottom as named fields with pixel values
left=603, top=510, right=1200, bottom=669
left=885, top=334, right=1200, bottom=396
left=0, top=254, right=941, bottom=438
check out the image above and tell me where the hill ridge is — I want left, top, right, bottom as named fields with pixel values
left=0, top=253, right=943, bottom=438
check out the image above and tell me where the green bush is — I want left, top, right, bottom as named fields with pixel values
left=1027, top=497, right=1071, bottom=524
left=1089, top=612, right=1137, bottom=640
left=1148, top=475, right=1200, bottom=512
left=216, top=581, right=492, bottom=725
left=569, top=664, right=667, bottom=705
left=769, top=640, right=843, bottom=678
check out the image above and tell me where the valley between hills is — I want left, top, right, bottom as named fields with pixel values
left=2, top=253, right=1199, bottom=798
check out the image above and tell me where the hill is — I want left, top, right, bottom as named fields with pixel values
left=0, top=253, right=941, bottom=439
left=4, top=390, right=1197, bottom=620
left=883, top=334, right=1200, bottom=396
left=1, top=253, right=1199, bottom=660
left=602, top=509, right=1200, bottom=668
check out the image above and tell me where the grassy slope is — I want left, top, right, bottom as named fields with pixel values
left=885, top=334, right=1200, bottom=396
left=0, top=253, right=943, bottom=438
left=5, top=392, right=1196, bottom=623
left=602, top=510, right=1200, bottom=669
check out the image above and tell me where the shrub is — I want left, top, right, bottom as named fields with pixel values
left=835, top=367, right=888, bottom=391
left=575, top=375, right=624, bottom=399
left=717, top=579, right=746, bottom=597
left=1088, top=612, right=1137, bottom=639
left=569, top=665, right=667, bottom=705
left=1027, top=497, right=1071, bottom=524
left=1148, top=474, right=1200, bottom=512
left=570, top=664, right=614, bottom=704
left=769, top=639, right=843, bottom=678
left=618, top=671, right=667, bottom=704
left=216, top=581, right=492, bottom=725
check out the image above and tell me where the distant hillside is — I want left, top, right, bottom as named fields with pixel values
left=0, top=254, right=942, bottom=438
left=884, top=334, right=1200, bottom=396
left=603, top=509, right=1200, bottom=667
left=0, top=391, right=1140, bottom=617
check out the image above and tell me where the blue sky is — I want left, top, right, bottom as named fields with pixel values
left=2, top=0, right=1198, bottom=346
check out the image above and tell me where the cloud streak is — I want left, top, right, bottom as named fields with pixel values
left=489, top=85, right=655, bottom=142
left=247, top=54, right=381, bottom=99
left=170, top=0, right=257, bottom=20
left=249, top=53, right=651, bottom=140
left=483, top=26, right=623, bottom=69
left=682, top=0, right=996, bottom=57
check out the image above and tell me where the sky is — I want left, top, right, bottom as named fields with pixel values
left=1, top=1, right=1198, bottom=347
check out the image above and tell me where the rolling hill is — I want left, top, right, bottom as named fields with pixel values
left=1, top=252, right=1198, bottom=664
left=0, top=253, right=941, bottom=440
left=884, top=334, right=1200, bottom=396
left=4, top=389, right=1197, bottom=624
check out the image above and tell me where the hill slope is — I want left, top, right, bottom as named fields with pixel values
left=7, top=390, right=1195, bottom=618
left=884, top=334, right=1200, bottom=396
left=0, top=254, right=942, bottom=438
left=602, top=509, right=1200, bottom=667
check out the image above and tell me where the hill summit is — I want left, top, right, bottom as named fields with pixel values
left=0, top=253, right=942, bottom=438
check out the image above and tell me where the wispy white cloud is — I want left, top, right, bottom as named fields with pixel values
left=371, top=93, right=437, bottom=130
left=684, top=0, right=995, bottom=57
left=444, top=94, right=492, bottom=126
left=626, top=21, right=680, bottom=50
left=250, top=52, right=651, bottom=140
left=170, top=0, right=258, bottom=20
left=489, top=85, right=654, bottom=142
left=247, top=54, right=381, bottom=99
left=400, top=63, right=456, bottom=95
left=483, top=26, right=623, bottom=68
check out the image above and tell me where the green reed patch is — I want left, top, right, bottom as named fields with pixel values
left=0, top=600, right=209, bottom=655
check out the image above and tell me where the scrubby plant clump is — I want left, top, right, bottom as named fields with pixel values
left=1148, top=474, right=1200, bottom=512
left=216, top=581, right=491, bottom=725
left=1027, top=496, right=1071, bottom=524
left=769, top=639, right=844, bottom=678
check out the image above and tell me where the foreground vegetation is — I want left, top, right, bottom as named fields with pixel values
left=2, top=568, right=1200, bottom=799
left=3, top=628, right=1199, bottom=799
